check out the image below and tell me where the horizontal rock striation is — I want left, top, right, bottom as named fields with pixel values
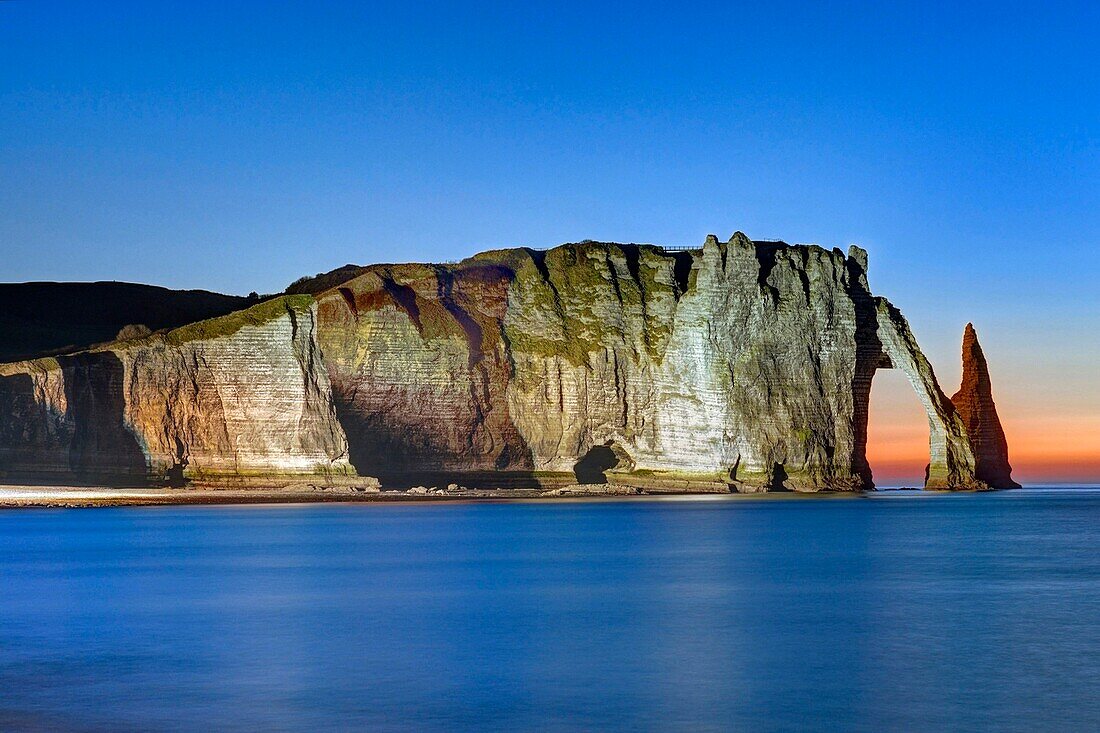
left=0, top=297, right=352, bottom=484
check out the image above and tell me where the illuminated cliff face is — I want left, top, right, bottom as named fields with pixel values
left=0, top=297, right=352, bottom=484
left=0, top=235, right=1003, bottom=491
left=313, top=234, right=985, bottom=491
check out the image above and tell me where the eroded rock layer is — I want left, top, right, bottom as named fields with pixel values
left=0, top=297, right=352, bottom=484
left=951, top=324, right=1019, bottom=488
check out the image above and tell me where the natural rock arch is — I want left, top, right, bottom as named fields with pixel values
left=871, top=300, right=981, bottom=489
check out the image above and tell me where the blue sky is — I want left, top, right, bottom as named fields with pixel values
left=1, top=0, right=1098, bottom=480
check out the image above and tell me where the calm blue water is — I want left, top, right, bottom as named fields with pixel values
left=2, top=489, right=1099, bottom=732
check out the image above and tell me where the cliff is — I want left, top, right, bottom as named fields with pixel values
left=0, top=296, right=352, bottom=484
left=951, top=324, right=1020, bottom=488
left=311, top=234, right=989, bottom=491
left=0, top=234, right=1013, bottom=491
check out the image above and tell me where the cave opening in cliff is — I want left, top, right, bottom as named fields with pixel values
left=866, top=369, right=930, bottom=488
left=573, top=445, right=619, bottom=484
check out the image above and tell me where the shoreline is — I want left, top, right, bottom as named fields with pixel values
left=0, top=483, right=910, bottom=508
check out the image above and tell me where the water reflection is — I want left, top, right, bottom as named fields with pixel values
left=1, top=490, right=1099, bottom=731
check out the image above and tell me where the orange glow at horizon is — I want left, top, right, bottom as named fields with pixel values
left=866, top=370, right=1100, bottom=486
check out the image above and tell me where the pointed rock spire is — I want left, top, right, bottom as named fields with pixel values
left=951, top=324, right=1021, bottom=488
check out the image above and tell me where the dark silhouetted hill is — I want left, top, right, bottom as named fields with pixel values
left=0, top=282, right=254, bottom=362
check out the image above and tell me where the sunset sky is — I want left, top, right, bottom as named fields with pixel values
left=1, top=1, right=1097, bottom=484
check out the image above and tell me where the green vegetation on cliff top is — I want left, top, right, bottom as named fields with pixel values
left=163, top=295, right=314, bottom=345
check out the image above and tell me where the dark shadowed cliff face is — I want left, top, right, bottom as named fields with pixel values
left=951, top=324, right=1020, bottom=489
left=314, top=262, right=529, bottom=484
left=0, top=235, right=1010, bottom=491
left=0, top=353, right=146, bottom=484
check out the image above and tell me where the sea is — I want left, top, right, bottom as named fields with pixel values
left=1, top=487, right=1098, bottom=732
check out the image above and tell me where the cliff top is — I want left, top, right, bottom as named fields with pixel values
left=0, top=234, right=869, bottom=370
left=287, top=233, right=865, bottom=298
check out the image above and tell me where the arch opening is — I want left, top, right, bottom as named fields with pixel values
left=866, top=368, right=931, bottom=488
